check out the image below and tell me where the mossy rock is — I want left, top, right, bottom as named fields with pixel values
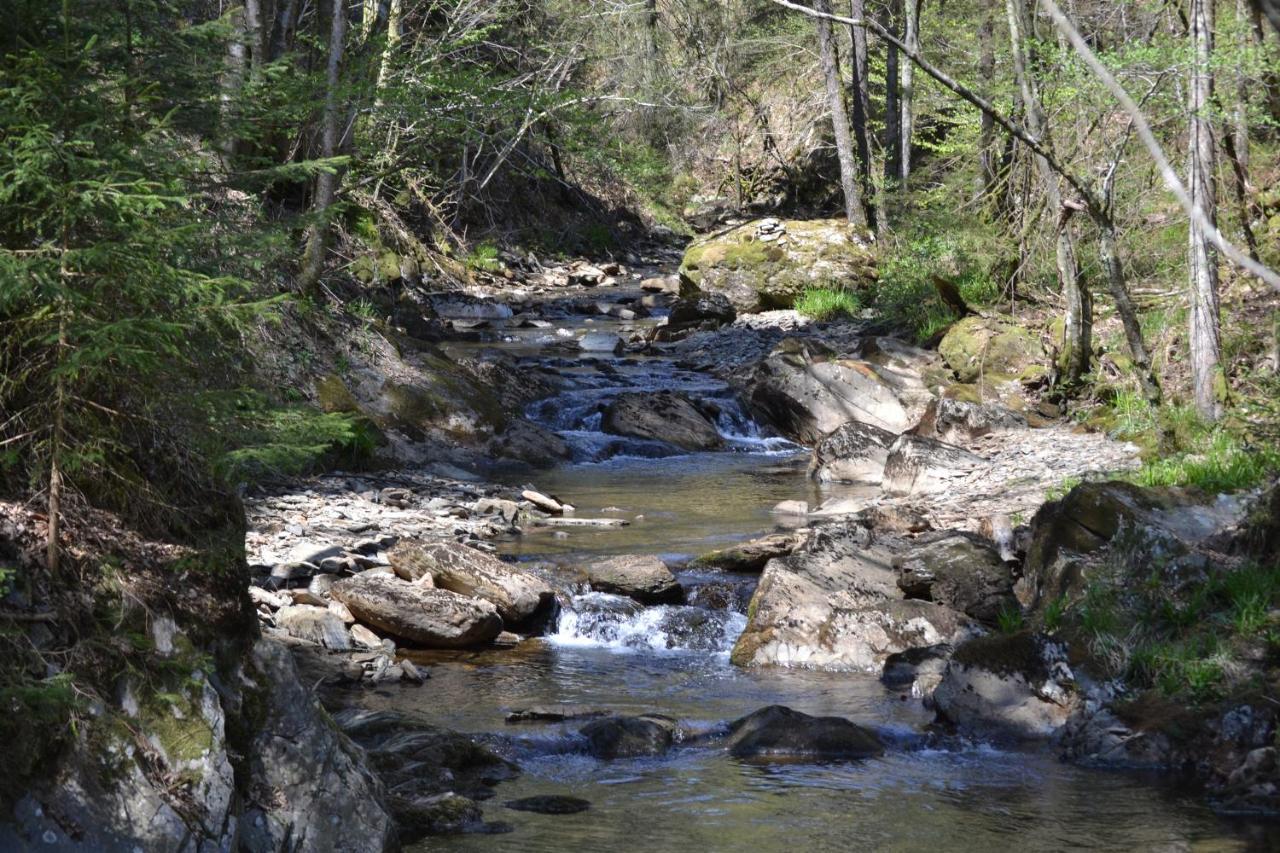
left=376, top=356, right=507, bottom=443
left=316, top=374, right=360, bottom=414
left=938, top=316, right=1046, bottom=384
left=678, top=219, right=876, bottom=313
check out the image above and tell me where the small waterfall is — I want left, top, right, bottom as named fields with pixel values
left=551, top=592, right=747, bottom=654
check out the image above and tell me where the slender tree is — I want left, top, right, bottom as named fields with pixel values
left=900, top=0, right=920, bottom=182
left=299, top=0, right=349, bottom=294
left=1006, top=0, right=1089, bottom=386
left=847, top=0, right=876, bottom=227
left=1188, top=0, right=1224, bottom=420
left=814, top=0, right=866, bottom=226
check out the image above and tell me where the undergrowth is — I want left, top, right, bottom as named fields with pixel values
left=870, top=234, right=1002, bottom=342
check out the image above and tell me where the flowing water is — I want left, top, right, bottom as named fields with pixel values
left=387, top=293, right=1276, bottom=851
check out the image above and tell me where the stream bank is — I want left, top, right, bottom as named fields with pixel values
left=239, top=238, right=1279, bottom=849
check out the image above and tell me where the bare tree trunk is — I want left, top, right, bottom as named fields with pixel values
left=1006, top=0, right=1089, bottom=385
left=299, top=0, right=347, bottom=295
left=1188, top=0, right=1224, bottom=420
left=883, top=0, right=902, bottom=191
left=815, top=0, right=866, bottom=226
left=1098, top=220, right=1161, bottom=401
left=848, top=0, right=876, bottom=228
left=900, top=0, right=920, bottom=182
left=220, top=5, right=247, bottom=160
left=1224, top=0, right=1261, bottom=261
left=976, top=6, right=999, bottom=205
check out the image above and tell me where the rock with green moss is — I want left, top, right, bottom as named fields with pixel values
left=938, top=316, right=1047, bottom=384
left=678, top=218, right=876, bottom=313
left=932, top=632, right=1079, bottom=741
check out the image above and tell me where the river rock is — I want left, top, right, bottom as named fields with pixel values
left=274, top=604, right=353, bottom=650
left=732, top=524, right=978, bottom=671
left=579, top=714, right=681, bottom=759
left=689, top=531, right=808, bottom=572
left=808, top=420, right=897, bottom=485
left=390, top=792, right=483, bottom=837
left=505, top=705, right=608, bottom=724
left=932, top=632, right=1079, bottom=741
left=915, top=397, right=1028, bottom=444
left=654, top=293, right=737, bottom=340
left=725, top=705, right=884, bottom=761
left=387, top=541, right=554, bottom=626
left=677, top=218, right=876, bottom=313
left=748, top=339, right=914, bottom=443
left=938, top=316, right=1048, bottom=384
left=882, top=434, right=988, bottom=496
left=1015, top=480, right=1246, bottom=611
left=488, top=418, right=572, bottom=469
left=521, top=489, right=571, bottom=514
left=881, top=643, right=952, bottom=696
left=586, top=554, right=683, bottom=604
left=893, top=532, right=1016, bottom=625
left=578, top=332, right=624, bottom=354
left=242, top=640, right=397, bottom=850
left=505, top=796, right=591, bottom=815
left=601, top=390, right=723, bottom=451
left=331, top=573, right=502, bottom=647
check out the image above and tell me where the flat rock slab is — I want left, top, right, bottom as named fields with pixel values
left=388, top=541, right=553, bottom=625
left=586, top=554, right=683, bottom=604
left=505, top=705, right=609, bottom=724
left=331, top=573, right=502, bottom=648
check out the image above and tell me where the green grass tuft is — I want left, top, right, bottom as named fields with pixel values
left=794, top=287, right=861, bottom=321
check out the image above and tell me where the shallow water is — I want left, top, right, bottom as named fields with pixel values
left=386, top=300, right=1276, bottom=851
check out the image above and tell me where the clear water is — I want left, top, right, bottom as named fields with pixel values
left=378, top=299, right=1276, bottom=851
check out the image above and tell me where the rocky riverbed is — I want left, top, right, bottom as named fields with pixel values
left=229, top=226, right=1280, bottom=848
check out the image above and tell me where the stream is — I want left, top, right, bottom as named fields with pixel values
left=371, top=287, right=1272, bottom=851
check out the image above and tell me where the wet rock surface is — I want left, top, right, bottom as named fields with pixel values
left=586, top=554, right=684, bottom=604
left=332, top=573, right=504, bottom=648
left=725, top=705, right=884, bottom=761
left=580, top=714, right=683, bottom=759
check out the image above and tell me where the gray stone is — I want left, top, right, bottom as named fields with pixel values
left=586, top=554, right=683, bottom=604
left=601, top=391, right=723, bottom=451
left=725, top=705, right=884, bottom=760
left=331, top=573, right=502, bottom=648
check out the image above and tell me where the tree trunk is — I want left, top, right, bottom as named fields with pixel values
left=900, top=0, right=920, bottom=182
left=1006, top=0, right=1089, bottom=385
left=1224, top=0, right=1260, bottom=261
left=299, top=0, right=347, bottom=295
left=814, top=0, right=866, bottom=226
left=220, top=5, right=247, bottom=160
left=269, top=0, right=299, bottom=60
left=976, top=6, right=999, bottom=206
left=1188, top=0, right=1224, bottom=420
left=847, top=0, right=876, bottom=228
left=883, top=0, right=902, bottom=190
left=1098, top=220, right=1160, bottom=402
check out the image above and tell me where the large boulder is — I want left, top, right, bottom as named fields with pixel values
left=881, top=434, right=988, bottom=496
left=586, top=554, right=683, bottom=604
left=331, top=572, right=502, bottom=647
left=937, top=316, right=1047, bottom=384
left=601, top=391, right=723, bottom=452
left=808, top=420, right=897, bottom=485
left=748, top=339, right=914, bottom=444
left=274, top=603, right=352, bottom=650
left=678, top=218, right=876, bottom=313
left=725, top=705, right=884, bottom=761
left=387, top=541, right=554, bottom=626
left=893, top=532, right=1016, bottom=625
left=914, top=397, right=1027, bottom=444
left=579, top=714, right=681, bottom=759
left=932, top=632, right=1079, bottom=741
left=487, top=418, right=572, bottom=468
left=653, top=293, right=737, bottom=341
left=1015, top=480, right=1246, bottom=611
left=732, top=525, right=978, bottom=671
